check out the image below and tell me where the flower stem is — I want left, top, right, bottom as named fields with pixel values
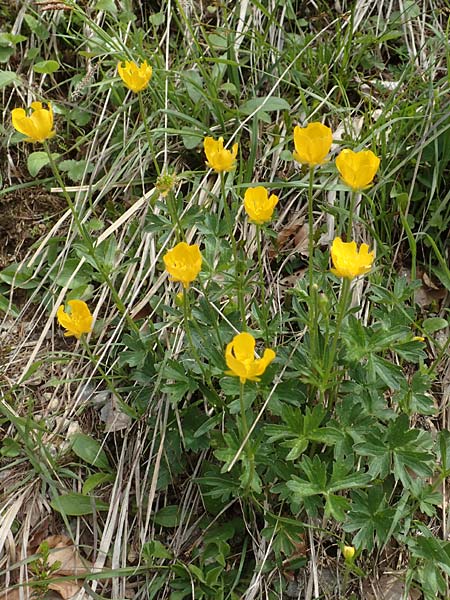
left=43, top=142, right=139, bottom=334
left=239, top=380, right=254, bottom=494
left=182, top=287, right=212, bottom=387
left=346, top=190, right=357, bottom=240
left=307, top=167, right=317, bottom=361
left=323, top=277, right=352, bottom=401
left=138, top=91, right=160, bottom=176
left=220, top=173, right=246, bottom=327
left=256, top=224, right=269, bottom=343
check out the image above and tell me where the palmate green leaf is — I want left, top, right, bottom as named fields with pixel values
left=328, top=471, right=372, bottom=493
left=344, top=487, right=396, bottom=551
left=286, top=477, right=322, bottom=498
left=369, top=354, right=405, bottom=390
left=325, top=494, right=350, bottom=521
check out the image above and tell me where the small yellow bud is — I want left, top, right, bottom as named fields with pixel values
left=412, top=336, right=425, bottom=342
left=343, top=545, right=355, bottom=560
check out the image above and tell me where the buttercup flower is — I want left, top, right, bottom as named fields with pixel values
left=117, top=60, right=152, bottom=93
left=11, top=101, right=55, bottom=143
left=204, top=136, right=238, bottom=173
left=225, top=332, right=276, bottom=384
left=163, top=242, right=202, bottom=288
left=335, top=149, right=380, bottom=190
left=293, top=122, right=333, bottom=167
left=330, top=236, right=375, bottom=280
left=343, top=546, right=356, bottom=560
left=243, top=186, right=279, bottom=225
left=57, top=300, right=93, bottom=339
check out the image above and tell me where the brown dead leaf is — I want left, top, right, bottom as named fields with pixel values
left=0, top=591, right=22, bottom=600
left=45, top=536, right=90, bottom=576
left=100, top=394, right=132, bottom=432
left=48, top=581, right=82, bottom=599
left=398, top=267, right=447, bottom=308
left=269, top=217, right=309, bottom=258
left=363, top=573, right=421, bottom=600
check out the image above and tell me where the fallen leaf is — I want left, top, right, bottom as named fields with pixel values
left=271, top=218, right=309, bottom=257
left=48, top=581, right=81, bottom=599
left=46, top=537, right=90, bottom=576
left=100, top=394, right=132, bottom=432
left=363, top=572, right=421, bottom=600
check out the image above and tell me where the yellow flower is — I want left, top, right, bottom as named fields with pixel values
left=117, top=60, right=152, bottom=93
left=412, top=336, right=425, bottom=342
left=57, top=300, right=93, bottom=339
left=163, top=242, right=202, bottom=288
left=293, top=122, right=333, bottom=167
left=335, top=148, right=380, bottom=190
left=330, top=237, right=375, bottom=280
left=225, top=332, right=276, bottom=384
left=11, top=101, right=56, bottom=143
left=343, top=545, right=355, bottom=560
left=204, top=136, right=238, bottom=173
left=243, top=186, right=279, bottom=225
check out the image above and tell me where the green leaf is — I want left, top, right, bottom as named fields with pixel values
left=153, top=505, right=180, bottom=527
left=82, top=472, right=115, bottom=494
left=142, top=540, right=172, bottom=561
left=0, top=293, right=19, bottom=317
left=149, top=11, right=165, bottom=26
left=59, top=159, right=94, bottom=183
left=27, top=151, right=59, bottom=177
left=239, top=96, right=291, bottom=116
left=71, top=433, right=111, bottom=471
left=0, top=70, right=18, bottom=88
left=95, top=0, right=117, bottom=12
left=33, top=60, right=59, bottom=74
left=423, top=317, right=448, bottom=334
left=0, top=33, right=27, bottom=46
left=51, top=258, right=93, bottom=289
left=325, top=493, right=350, bottom=521
left=0, top=263, right=38, bottom=289
left=51, top=493, right=109, bottom=516
left=24, top=14, right=49, bottom=40
left=0, top=438, right=21, bottom=457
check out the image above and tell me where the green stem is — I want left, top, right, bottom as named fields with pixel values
left=256, top=224, right=269, bottom=343
left=307, top=167, right=317, bottom=361
left=43, top=142, right=139, bottom=335
left=183, top=287, right=212, bottom=387
left=220, top=173, right=246, bottom=327
left=323, top=277, right=352, bottom=401
left=138, top=91, right=160, bottom=176
left=347, top=190, right=357, bottom=240
left=239, top=380, right=254, bottom=493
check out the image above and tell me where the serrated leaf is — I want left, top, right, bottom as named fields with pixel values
left=51, top=493, right=109, bottom=516
left=71, top=433, right=111, bottom=471
left=33, top=60, right=59, bottom=74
